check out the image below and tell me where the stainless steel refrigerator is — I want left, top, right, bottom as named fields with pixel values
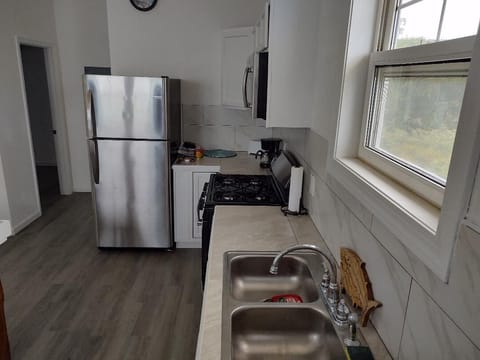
left=83, top=75, right=181, bottom=248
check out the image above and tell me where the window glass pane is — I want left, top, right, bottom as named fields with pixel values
left=440, top=0, right=480, bottom=41
left=368, top=62, right=469, bottom=184
left=394, top=0, right=443, bottom=49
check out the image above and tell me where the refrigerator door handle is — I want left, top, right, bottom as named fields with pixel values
left=88, top=140, right=100, bottom=184
left=242, top=66, right=253, bottom=108
left=85, top=89, right=97, bottom=138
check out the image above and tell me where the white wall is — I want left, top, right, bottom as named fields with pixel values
left=0, top=0, right=109, bottom=229
left=182, top=105, right=272, bottom=151
left=53, top=0, right=111, bottom=192
left=0, top=0, right=60, bottom=231
left=106, top=0, right=266, bottom=105
left=0, top=154, right=11, bottom=222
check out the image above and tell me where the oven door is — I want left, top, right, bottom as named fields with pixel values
left=194, top=180, right=210, bottom=238
left=201, top=205, right=214, bottom=287
left=197, top=181, right=213, bottom=287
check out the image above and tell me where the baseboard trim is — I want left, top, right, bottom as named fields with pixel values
left=0, top=220, right=12, bottom=245
left=175, top=241, right=201, bottom=249
left=73, top=187, right=92, bottom=193
left=12, top=210, right=41, bottom=234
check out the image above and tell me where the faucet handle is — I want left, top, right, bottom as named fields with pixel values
left=344, top=312, right=360, bottom=346
left=327, top=282, right=339, bottom=306
left=336, top=298, right=350, bottom=322
left=321, top=269, right=330, bottom=291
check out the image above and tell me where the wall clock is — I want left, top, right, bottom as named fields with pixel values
left=130, top=0, right=158, bottom=12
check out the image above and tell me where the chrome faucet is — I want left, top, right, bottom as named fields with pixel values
left=269, top=244, right=349, bottom=326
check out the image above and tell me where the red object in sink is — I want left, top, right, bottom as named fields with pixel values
left=264, top=294, right=303, bottom=303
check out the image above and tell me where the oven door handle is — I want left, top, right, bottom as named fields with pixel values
left=197, top=197, right=205, bottom=224
left=197, top=183, right=209, bottom=225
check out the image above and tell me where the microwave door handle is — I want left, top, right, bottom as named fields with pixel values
left=242, top=66, right=253, bottom=108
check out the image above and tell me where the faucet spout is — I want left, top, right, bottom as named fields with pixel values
left=269, top=244, right=337, bottom=284
left=270, top=244, right=351, bottom=326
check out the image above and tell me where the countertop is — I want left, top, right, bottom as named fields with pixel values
left=195, top=206, right=392, bottom=360
left=172, top=151, right=269, bottom=175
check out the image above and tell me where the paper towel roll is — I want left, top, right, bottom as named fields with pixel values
left=288, top=166, right=303, bottom=213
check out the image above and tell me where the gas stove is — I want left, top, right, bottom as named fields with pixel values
left=207, top=174, right=283, bottom=205
left=199, top=151, right=300, bottom=285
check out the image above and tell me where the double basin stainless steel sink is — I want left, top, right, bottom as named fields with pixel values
left=222, top=251, right=363, bottom=359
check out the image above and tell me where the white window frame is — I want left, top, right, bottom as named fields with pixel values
left=330, top=0, right=480, bottom=282
left=358, top=37, right=474, bottom=207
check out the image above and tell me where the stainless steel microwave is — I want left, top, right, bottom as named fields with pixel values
left=243, top=51, right=268, bottom=120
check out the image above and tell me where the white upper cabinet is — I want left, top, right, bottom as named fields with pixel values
left=221, top=27, right=255, bottom=109
left=266, top=0, right=320, bottom=128
left=255, top=2, right=270, bottom=52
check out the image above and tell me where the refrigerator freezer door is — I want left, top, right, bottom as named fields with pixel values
left=90, top=139, right=172, bottom=248
left=84, top=75, right=170, bottom=140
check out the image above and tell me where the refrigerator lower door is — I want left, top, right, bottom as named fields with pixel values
left=90, top=139, right=172, bottom=248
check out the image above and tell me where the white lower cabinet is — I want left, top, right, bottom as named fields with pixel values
left=173, top=165, right=219, bottom=248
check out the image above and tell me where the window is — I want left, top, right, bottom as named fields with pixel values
left=359, top=0, right=479, bottom=207
left=391, top=0, right=480, bottom=49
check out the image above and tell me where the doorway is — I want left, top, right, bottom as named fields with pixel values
left=19, top=45, right=61, bottom=210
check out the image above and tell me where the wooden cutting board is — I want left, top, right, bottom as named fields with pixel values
left=340, top=247, right=382, bottom=327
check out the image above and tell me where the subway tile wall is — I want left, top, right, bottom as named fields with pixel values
left=272, top=127, right=480, bottom=359
left=182, top=105, right=272, bottom=151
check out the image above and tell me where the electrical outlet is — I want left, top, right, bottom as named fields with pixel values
left=309, top=174, right=316, bottom=197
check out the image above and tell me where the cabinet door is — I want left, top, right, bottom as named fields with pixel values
left=221, top=27, right=255, bottom=109
left=173, top=168, right=193, bottom=245
left=192, top=172, right=214, bottom=239
left=266, top=0, right=320, bottom=128
left=255, top=2, right=270, bottom=52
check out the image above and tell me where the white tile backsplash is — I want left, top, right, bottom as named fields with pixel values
left=198, top=125, right=235, bottom=150
left=327, top=174, right=373, bottom=229
left=399, top=282, right=480, bottom=360
left=182, top=105, right=269, bottom=151
left=234, top=126, right=272, bottom=151
left=304, top=130, right=329, bottom=180
left=271, top=127, right=308, bottom=161
left=182, top=104, right=203, bottom=125
left=204, top=105, right=253, bottom=126
left=273, top=126, right=480, bottom=358
left=312, top=179, right=411, bottom=356
left=371, top=219, right=480, bottom=349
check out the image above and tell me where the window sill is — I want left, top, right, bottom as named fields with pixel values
left=330, top=156, right=448, bottom=281
left=339, top=157, right=440, bottom=234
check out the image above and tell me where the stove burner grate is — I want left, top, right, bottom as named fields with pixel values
left=210, top=174, right=281, bottom=205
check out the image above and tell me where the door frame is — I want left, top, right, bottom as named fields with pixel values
left=15, top=37, right=73, bottom=219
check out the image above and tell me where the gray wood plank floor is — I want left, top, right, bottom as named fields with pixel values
left=0, top=193, right=203, bottom=360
